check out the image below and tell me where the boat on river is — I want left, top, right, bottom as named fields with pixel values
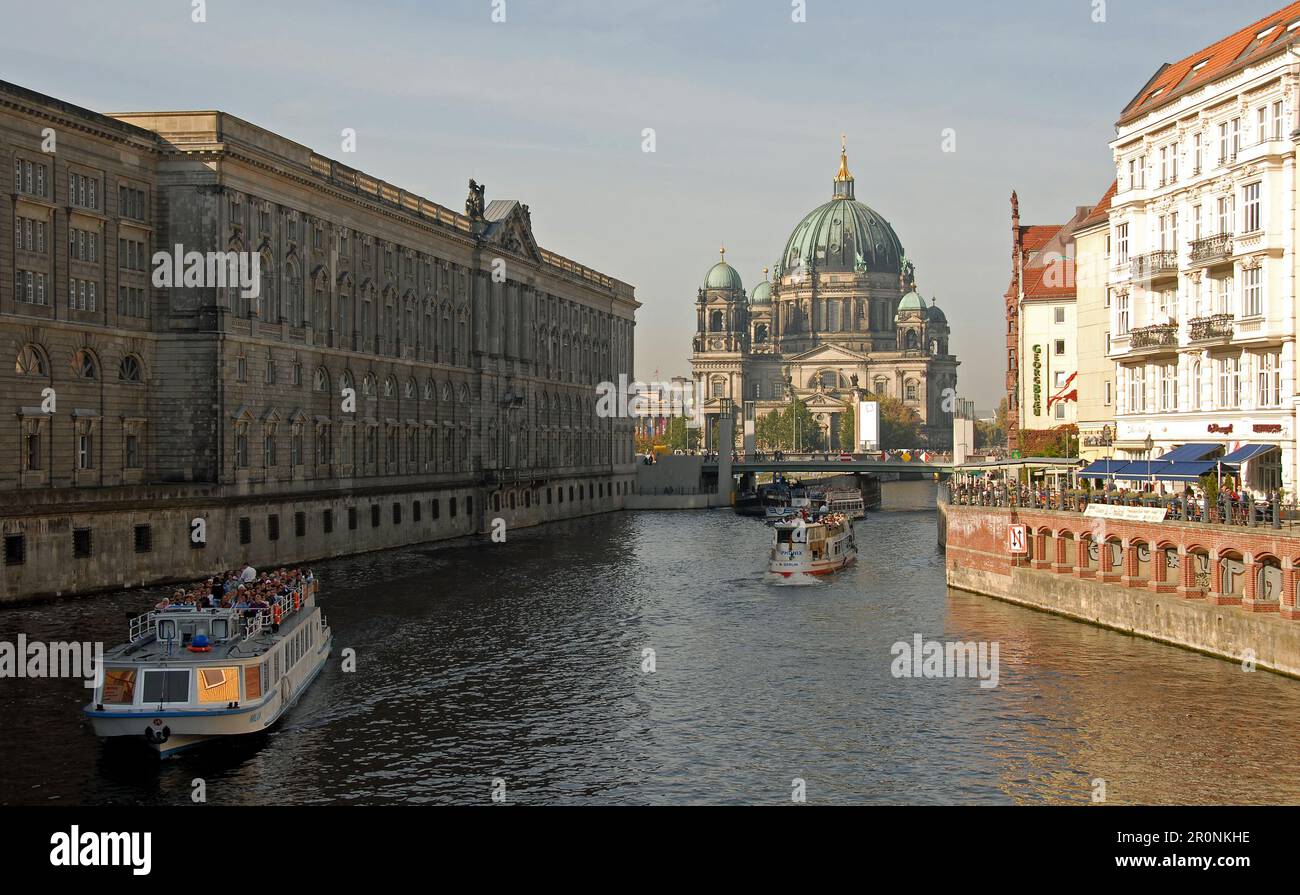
left=768, top=512, right=857, bottom=577
left=83, top=577, right=331, bottom=757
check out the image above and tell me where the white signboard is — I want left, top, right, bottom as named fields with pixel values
left=858, top=401, right=879, bottom=449
left=1007, top=524, right=1028, bottom=555
left=1083, top=504, right=1168, bottom=523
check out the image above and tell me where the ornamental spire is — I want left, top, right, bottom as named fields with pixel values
left=833, top=133, right=855, bottom=200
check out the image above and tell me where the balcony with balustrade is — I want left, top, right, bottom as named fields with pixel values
left=1188, top=233, right=1233, bottom=267
left=1127, top=323, right=1179, bottom=356
left=1188, top=313, right=1234, bottom=343
left=1130, top=251, right=1178, bottom=282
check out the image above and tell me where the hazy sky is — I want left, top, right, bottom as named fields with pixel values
left=1, top=0, right=1288, bottom=409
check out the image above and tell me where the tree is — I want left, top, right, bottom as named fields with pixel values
left=755, top=398, right=824, bottom=451
left=838, top=405, right=855, bottom=451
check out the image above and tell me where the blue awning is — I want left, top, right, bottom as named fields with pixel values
left=1159, top=443, right=1223, bottom=462
left=1219, top=444, right=1278, bottom=465
left=1112, top=460, right=1218, bottom=482
left=1078, top=460, right=1129, bottom=477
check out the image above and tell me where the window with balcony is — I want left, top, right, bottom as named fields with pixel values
left=1117, top=294, right=1129, bottom=335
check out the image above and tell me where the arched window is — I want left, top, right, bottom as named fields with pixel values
left=405, top=378, right=416, bottom=399
left=315, top=367, right=330, bottom=392
left=72, top=349, right=97, bottom=380
left=754, top=323, right=768, bottom=343
left=423, top=379, right=434, bottom=401
left=118, top=355, right=143, bottom=382
left=384, top=376, right=396, bottom=398
left=818, top=370, right=838, bottom=390
left=340, top=370, right=354, bottom=393
left=15, top=344, right=46, bottom=376
left=363, top=373, right=376, bottom=397
left=709, top=309, right=724, bottom=331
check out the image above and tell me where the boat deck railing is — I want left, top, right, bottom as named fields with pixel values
left=126, top=580, right=317, bottom=646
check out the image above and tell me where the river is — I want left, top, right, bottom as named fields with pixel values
left=2, top=481, right=1298, bottom=805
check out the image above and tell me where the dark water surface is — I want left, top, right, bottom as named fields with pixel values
left=2, top=481, right=1297, bottom=805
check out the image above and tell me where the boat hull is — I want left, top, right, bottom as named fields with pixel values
left=85, top=632, right=332, bottom=758
left=769, top=551, right=857, bottom=577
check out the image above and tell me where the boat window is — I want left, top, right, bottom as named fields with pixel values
left=776, top=529, right=794, bottom=543
left=156, top=619, right=178, bottom=642
left=197, top=667, right=240, bottom=704
left=102, top=668, right=137, bottom=705
left=211, top=619, right=229, bottom=640
left=141, top=669, right=191, bottom=703
left=245, top=664, right=263, bottom=700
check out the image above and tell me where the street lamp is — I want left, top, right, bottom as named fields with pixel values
left=1144, top=432, right=1154, bottom=493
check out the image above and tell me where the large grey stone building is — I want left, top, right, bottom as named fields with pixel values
left=0, top=80, right=638, bottom=601
left=690, top=141, right=958, bottom=449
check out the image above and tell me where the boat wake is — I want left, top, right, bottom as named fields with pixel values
left=764, top=571, right=828, bottom=587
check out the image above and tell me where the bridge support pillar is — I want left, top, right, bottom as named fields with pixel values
left=718, top=406, right=735, bottom=503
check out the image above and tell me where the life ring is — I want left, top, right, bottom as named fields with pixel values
left=187, top=645, right=212, bottom=653
left=273, top=604, right=282, bottom=626
left=144, top=724, right=171, bottom=745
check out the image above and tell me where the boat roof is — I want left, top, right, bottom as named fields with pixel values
left=104, top=605, right=315, bottom=667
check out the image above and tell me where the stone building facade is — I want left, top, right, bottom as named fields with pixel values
left=690, top=141, right=958, bottom=449
left=0, top=80, right=638, bottom=601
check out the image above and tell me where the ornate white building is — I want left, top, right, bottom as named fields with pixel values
left=1107, top=7, right=1300, bottom=491
left=690, top=142, right=958, bottom=450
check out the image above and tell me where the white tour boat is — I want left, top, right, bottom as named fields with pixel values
left=768, top=512, right=858, bottom=578
left=824, top=489, right=867, bottom=519
left=83, top=577, right=331, bottom=757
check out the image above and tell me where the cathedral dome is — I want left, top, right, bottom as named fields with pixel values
left=927, top=298, right=947, bottom=324
left=703, top=248, right=743, bottom=292
left=780, top=139, right=904, bottom=276
left=750, top=270, right=772, bottom=305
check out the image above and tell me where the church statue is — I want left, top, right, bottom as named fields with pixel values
left=465, top=179, right=486, bottom=221
left=899, top=259, right=916, bottom=292
left=850, top=373, right=859, bottom=388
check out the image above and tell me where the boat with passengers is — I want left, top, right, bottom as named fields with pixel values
left=83, top=570, right=332, bottom=757
left=768, top=511, right=858, bottom=577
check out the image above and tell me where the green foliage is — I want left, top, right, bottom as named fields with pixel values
left=838, top=405, right=855, bottom=450
left=755, top=398, right=825, bottom=451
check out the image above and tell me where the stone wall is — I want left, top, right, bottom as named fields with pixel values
left=1, top=474, right=632, bottom=602
left=942, top=500, right=1300, bottom=677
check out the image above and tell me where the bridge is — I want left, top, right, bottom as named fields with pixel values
left=700, top=458, right=950, bottom=477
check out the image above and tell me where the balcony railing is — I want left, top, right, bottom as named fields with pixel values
left=1188, top=233, right=1233, bottom=264
left=1188, top=313, right=1234, bottom=342
left=1130, top=251, right=1178, bottom=280
left=1128, top=323, right=1178, bottom=350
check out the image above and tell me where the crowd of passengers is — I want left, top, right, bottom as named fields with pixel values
left=153, top=564, right=315, bottom=613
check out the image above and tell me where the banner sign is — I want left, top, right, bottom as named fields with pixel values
left=1083, top=504, right=1168, bottom=522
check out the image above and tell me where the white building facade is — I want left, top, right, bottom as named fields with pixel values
left=1108, top=27, right=1299, bottom=493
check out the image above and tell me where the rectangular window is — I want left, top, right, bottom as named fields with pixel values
left=392, top=502, right=401, bottom=525
left=323, top=509, right=334, bottom=534
left=141, top=670, right=190, bottom=704
left=133, top=524, right=152, bottom=554
left=1117, top=294, right=1130, bottom=335
left=77, top=433, right=94, bottom=469
left=348, top=507, right=358, bottom=530
left=1257, top=106, right=1268, bottom=145
left=267, top=514, right=280, bottom=541
left=1243, top=182, right=1261, bottom=233
left=4, top=535, right=26, bottom=566
left=295, top=511, right=306, bottom=537
left=431, top=499, right=440, bottom=519
left=1218, top=357, right=1240, bottom=408
left=1244, top=266, right=1263, bottom=316
left=1053, top=306, right=1065, bottom=324
left=1054, top=339, right=1065, bottom=356
left=239, top=516, right=251, bottom=545
left=1273, top=101, right=1285, bottom=141
left=371, top=505, right=381, bottom=528
left=1116, top=224, right=1129, bottom=264
left=73, top=527, right=92, bottom=558
left=1104, top=381, right=1112, bottom=406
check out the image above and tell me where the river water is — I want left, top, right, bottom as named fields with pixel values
left=2, top=481, right=1298, bottom=805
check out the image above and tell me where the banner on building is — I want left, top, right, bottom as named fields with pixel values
left=858, top=401, right=879, bottom=450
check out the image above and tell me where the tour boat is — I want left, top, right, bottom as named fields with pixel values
left=83, top=578, right=331, bottom=757
left=768, top=513, right=858, bottom=577
left=824, top=489, right=867, bottom=519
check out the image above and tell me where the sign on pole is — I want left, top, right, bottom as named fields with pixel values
left=1007, top=524, right=1028, bottom=555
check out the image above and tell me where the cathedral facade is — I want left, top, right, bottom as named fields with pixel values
left=690, top=142, right=958, bottom=450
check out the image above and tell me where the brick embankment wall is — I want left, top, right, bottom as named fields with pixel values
left=940, top=501, right=1300, bottom=678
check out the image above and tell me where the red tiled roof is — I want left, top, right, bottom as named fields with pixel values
left=1019, top=225, right=1059, bottom=252
left=1079, top=180, right=1117, bottom=229
left=1123, top=1, right=1300, bottom=122
left=1022, top=259, right=1076, bottom=300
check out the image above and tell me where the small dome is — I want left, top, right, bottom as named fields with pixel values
left=896, top=291, right=927, bottom=316
left=704, top=261, right=743, bottom=291
left=750, top=277, right=772, bottom=305
left=703, top=248, right=744, bottom=292
left=927, top=298, right=948, bottom=324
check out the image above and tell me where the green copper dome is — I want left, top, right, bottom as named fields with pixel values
left=781, top=141, right=904, bottom=276
left=897, top=290, right=927, bottom=314
left=927, top=298, right=947, bottom=324
left=750, top=278, right=772, bottom=305
left=703, top=249, right=744, bottom=292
